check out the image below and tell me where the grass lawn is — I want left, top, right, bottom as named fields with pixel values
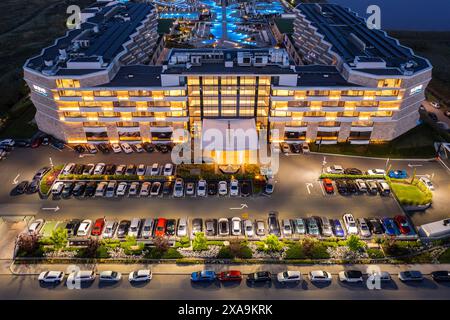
left=390, top=181, right=432, bottom=206
left=40, top=221, right=60, bottom=238
left=438, top=248, right=450, bottom=263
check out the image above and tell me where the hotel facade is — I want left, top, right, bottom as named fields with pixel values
left=24, top=2, right=432, bottom=147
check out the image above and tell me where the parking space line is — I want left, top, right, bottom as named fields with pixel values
left=317, top=181, right=325, bottom=196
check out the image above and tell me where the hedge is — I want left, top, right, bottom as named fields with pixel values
left=319, top=174, right=385, bottom=180
left=58, top=174, right=166, bottom=181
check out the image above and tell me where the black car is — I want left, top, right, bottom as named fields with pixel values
left=13, top=181, right=29, bottom=195
left=157, top=144, right=170, bottom=153
left=142, top=142, right=155, bottom=152
left=268, top=211, right=280, bottom=236
left=165, top=219, right=176, bottom=236
left=104, top=164, right=116, bottom=175
left=291, top=144, right=302, bottom=153
left=125, top=164, right=136, bottom=176
left=205, top=219, right=217, bottom=236
left=14, top=139, right=31, bottom=147
left=240, top=182, right=251, bottom=197
left=247, top=271, right=271, bottom=283
left=367, top=218, right=384, bottom=234
left=84, top=182, right=97, bottom=197
left=335, top=179, right=348, bottom=195
left=72, top=164, right=84, bottom=175
left=50, top=139, right=65, bottom=150
left=33, top=167, right=50, bottom=181
left=163, top=181, right=173, bottom=195
left=344, top=168, right=363, bottom=175
left=61, top=182, right=74, bottom=198
left=27, top=179, right=40, bottom=194
left=117, top=220, right=131, bottom=238
left=431, top=271, right=450, bottom=282
left=97, top=143, right=110, bottom=154
left=346, top=180, right=357, bottom=193
left=72, top=182, right=86, bottom=197
left=66, top=219, right=81, bottom=237
left=428, top=112, right=438, bottom=122
left=208, top=183, right=217, bottom=196
left=73, top=145, right=85, bottom=153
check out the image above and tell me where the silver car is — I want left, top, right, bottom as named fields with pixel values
left=320, top=217, right=333, bottom=237
left=358, top=218, right=372, bottom=237
left=255, top=220, right=265, bottom=236
left=141, top=219, right=154, bottom=239
left=105, top=181, right=117, bottom=198
left=293, top=218, right=306, bottom=234
left=243, top=220, right=254, bottom=237
left=177, top=218, right=188, bottom=237
left=173, top=178, right=184, bottom=197
left=102, top=221, right=118, bottom=239
left=128, top=218, right=142, bottom=238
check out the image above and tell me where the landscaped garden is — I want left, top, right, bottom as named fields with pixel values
left=388, top=177, right=433, bottom=206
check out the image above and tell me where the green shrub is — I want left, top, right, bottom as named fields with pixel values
left=162, top=248, right=183, bottom=259
left=192, top=232, right=208, bottom=251
left=346, top=235, right=366, bottom=252
left=257, top=234, right=283, bottom=252
left=217, top=246, right=234, bottom=259
left=367, top=248, right=385, bottom=259
left=285, top=244, right=306, bottom=259
left=175, top=235, right=190, bottom=248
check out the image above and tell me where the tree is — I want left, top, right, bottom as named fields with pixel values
left=301, top=237, right=318, bottom=257
left=49, top=228, right=68, bottom=250
left=153, top=236, right=170, bottom=255
left=82, top=239, right=100, bottom=258
left=346, top=235, right=365, bottom=252
left=16, top=233, right=39, bottom=256
left=263, top=234, right=283, bottom=252
left=192, top=232, right=208, bottom=251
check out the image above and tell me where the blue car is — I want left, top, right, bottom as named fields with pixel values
left=331, top=219, right=345, bottom=237
left=381, top=217, right=400, bottom=236
left=190, top=271, right=216, bottom=282
left=388, top=170, right=408, bottom=179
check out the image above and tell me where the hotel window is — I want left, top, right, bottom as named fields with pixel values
left=349, top=131, right=372, bottom=140
left=117, top=122, right=139, bottom=127
left=371, top=111, right=393, bottom=117
left=222, top=87, right=237, bottom=96
left=222, top=98, right=236, bottom=106
left=63, top=112, right=81, bottom=118
left=241, top=77, right=256, bottom=85
left=99, top=112, right=120, bottom=118
left=240, top=87, right=255, bottom=96
left=285, top=131, right=306, bottom=140
left=258, top=77, right=270, bottom=85
left=272, top=89, right=293, bottom=96
left=304, top=111, right=326, bottom=117
left=119, top=131, right=141, bottom=141
left=203, top=77, right=219, bottom=85
left=319, top=121, right=340, bottom=127
left=58, top=101, right=79, bottom=110
left=188, top=77, right=200, bottom=85
left=378, top=101, right=400, bottom=110
left=58, top=90, right=81, bottom=97
left=164, top=90, right=184, bottom=96
left=204, top=107, right=219, bottom=117
left=86, top=131, right=108, bottom=141
left=317, top=131, right=338, bottom=139
left=221, top=76, right=237, bottom=85
left=340, top=111, right=359, bottom=117
left=376, top=89, right=399, bottom=96
left=307, top=90, right=329, bottom=96
left=257, top=109, right=268, bottom=117
left=352, top=121, right=373, bottom=127
left=151, top=91, right=164, bottom=99
left=94, top=90, right=114, bottom=97
left=239, top=107, right=254, bottom=117
left=188, top=86, right=201, bottom=96
left=203, top=86, right=219, bottom=96
left=83, top=121, right=103, bottom=127
left=222, top=107, right=237, bottom=117
left=56, top=79, right=80, bottom=88
left=378, top=79, right=402, bottom=88
left=129, top=90, right=150, bottom=97
left=342, top=90, right=364, bottom=96
left=239, top=97, right=254, bottom=107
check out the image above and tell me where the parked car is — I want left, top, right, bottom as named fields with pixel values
left=377, top=181, right=391, bottom=196
left=357, top=218, right=371, bottom=237
left=309, top=270, right=332, bottom=282
left=33, top=167, right=50, bottom=180
left=191, top=271, right=216, bottom=282
left=218, top=218, right=229, bottom=236
left=335, top=179, right=348, bottom=195
left=241, top=182, right=251, bottom=197
left=185, top=182, right=195, bottom=196
left=105, top=181, right=117, bottom=198
left=277, top=271, right=302, bottom=283
left=247, top=271, right=271, bottom=283
left=394, top=215, right=411, bottom=235
left=218, top=270, right=242, bottom=282
left=218, top=181, right=228, bottom=196
left=230, top=179, right=239, bottom=196
left=331, top=219, right=345, bottom=237
left=154, top=218, right=167, bottom=237
left=128, top=218, right=142, bottom=238
left=431, top=101, right=440, bottom=109
left=102, top=220, right=118, bottom=239
left=116, top=182, right=128, bottom=196
left=205, top=219, right=217, bottom=236
left=346, top=180, right=357, bottom=193
left=142, top=219, right=155, bottom=239
left=339, top=270, right=363, bottom=283
left=97, top=143, right=110, bottom=154
left=28, top=219, right=44, bottom=234
left=125, top=164, right=136, bottom=176
left=197, top=179, right=207, bottom=197
left=355, top=179, right=367, bottom=193
left=319, top=217, right=333, bottom=237
left=77, top=220, right=92, bottom=237
left=82, top=163, right=95, bottom=175
left=173, top=178, right=184, bottom=197
left=115, top=164, right=126, bottom=175
left=326, top=165, right=344, bottom=174
left=62, top=163, right=76, bottom=175
left=302, top=142, right=310, bottom=153
left=322, top=178, right=334, bottom=194
left=139, top=182, right=151, bottom=197
left=95, top=181, right=108, bottom=197
left=150, top=163, right=160, bottom=176
left=367, top=218, right=384, bottom=235
left=143, top=142, right=154, bottom=152
left=281, top=142, right=290, bottom=154
left=268, top=211, right=280, bottom=236
left=83, top=182, right=97, bottom=197
left=65, top=219, right=81, bottom=237
left=306, top=218, right=320, bottom=236
left=208, top=182, right=217, bottom=196
left=243, top=220, right=254, bottom=237
left=388, top=169, right=408, bottom=179
left=292, top=218, right=306, bottom=234
left=162, top=181, right=173, bottom=195
left=431, top=271, right=450, bottom=282
left=366, top=180, right=378, bottom=195
left=136, top=164, right=146, bottom=176
left=177, top=218, right=188, bottom=237
left=163, top=163, right=174, bottom=176
left=428, top=112, right=438, bottom=122
left=50, top=181, right=64, bottom=196
left=129, top=270, right=152, bottom=282
left=343, top=213, right=358, bottom=235
left=369, top=271, right=391, bottom=282
left=419, top=177, right=434, bottom=191
left=344, top=168, right=363, bottom=175
left=367, top=169, right=386, bottom=176
left=93, top=162, right=106, bottom=175
left=231, top=217, right=242, bottom=236
left=120, top=142, right=133, bottom=154
left=67, top=270, right=96, bottom=283
left=111, top=143, right=122, bottom=153
left=61, top=182, right=74, bottom=198
left=150, top=181, right=161, bottom=196
left=117, top=220, right=131, bottom=238
left=381, top=217, right=399, bottom=236
left=255, top=220, right=265, bottom=236
left=91, top=218, right=105, bottom=236
left=264, top=179, right=274, bottom=194
left=38, top=271, right=64, bottom=284
left=282, top=219, right=292, bottom=236
left=99, top=271, right=122, bottom=282
left=398, top=271, right=423, bottom=282
left=128, top=182, right=140, bottom=197
left=133, top=143, right=144, bottom=153
left=166, top=219, right=176, bottom=236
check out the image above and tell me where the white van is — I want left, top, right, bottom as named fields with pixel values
left=128, top=218, right=142, bottom=238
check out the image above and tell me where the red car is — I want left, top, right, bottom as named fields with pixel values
left=218, top=270, right=242, bottom=282
left=323, top=178, right=334, bottom=194
left=31, top=137, right=43, bottom=148
left=394, top=215, right=411, bottom=235
left=154, top=218, right=167, bottom=237
left=91, top=218, right=105, bottom=236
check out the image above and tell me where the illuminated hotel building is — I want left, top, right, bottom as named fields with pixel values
left=24, top=2, right=432, bottom=146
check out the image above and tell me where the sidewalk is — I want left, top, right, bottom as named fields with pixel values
left=7, top=262, right=450, bottom=276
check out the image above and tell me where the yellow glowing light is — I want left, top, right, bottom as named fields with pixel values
left=359, top=116, right=370, bottom=121
left=87, top=116, right=98, bottom=121
left=155, top=116, right=166, bottom=121
left=326, top=116, right=336, bottom=121
left=109, top=139, right=119, bottom=144
left=295, top=96, right=305, bottom=100
left=68, top=139, right=87, bottom=144
left=59, top=107, right=79, bottom=111
left=292, top=116, right=303, bottom=121
left=59, top=116, right=65, bottom=121
left=118, top=96, right=129, bottom=101
left=363, top=96, right=375, bottom=100
left=121, top=116, right=132, bottom=121
left=83, top=96, right=94, bottom=101
left=310, top=106, right=321, bottom=111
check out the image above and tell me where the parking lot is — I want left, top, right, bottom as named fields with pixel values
left=0, top=144, right=449, bottom=234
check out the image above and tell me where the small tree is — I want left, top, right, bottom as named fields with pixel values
left=83, top=239, right=100, bottom=258
left=346, top=235, right=365, bottom=252
left=301, top=237, right=318, bottom=257
left=153, top=236, right=170, bottom=255
left=49, top=228, right=68, bottom=250
left=192, top=232, right=208, bottom=251
left=263, top=234, right=283, bottom=252
left=16, top=234, right=39, bottom=256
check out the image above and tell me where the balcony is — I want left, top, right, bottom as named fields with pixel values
left=349, top=139, right=370, bottom=145
left=350, top=126, right=373, bottom=132
left=317, top=126, right=340, bottom=132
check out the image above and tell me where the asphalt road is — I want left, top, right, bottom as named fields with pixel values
left=1, top=273, right=449, bottom=300
left=0, top=146, right=448, bottom=227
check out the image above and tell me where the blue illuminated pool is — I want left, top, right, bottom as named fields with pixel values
left=159, top=12, right=200, bottom=20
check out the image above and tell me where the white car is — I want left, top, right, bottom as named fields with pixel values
left=339, top=270, right=363, bottom=283
left=77, top=220, right=92, bottom=236
left=367, top=169, right=386, bottom=176
left=163, top=163, right=174, bottom=176
left=0, top=139, right=15, bottom=147
left=282, top=219, right=292, bottom=236
left=82, top=163, right=95, bottom=175
left=128, top=182, right=140, bottom=197
left=134, top=144, right=144, bottom=153
left=51, top=181, right=64, bottom=195
left=185, top=182, right=195, bottom=196
left=140, top=182, right=151, bottom=197
left=38, top=271, right=64, bottom=284
left=105, top=181, right=117, bottom=198
left=326, top=165, right=344, bottom=174
left=355, top=179, right=367, bottom=193
left=99, top=271, right=122, bottom=282
left=309, top=270, right=332, bottom=282
left=129, top=270, right=152, bottom=282
left=93, top=163, right=106, bottom=175
left=136, top=164, right=146, bottom=176
left=62, top=163, right=75, bottom=175
left=102, top=221, right=117, bottom=239
left=95, top=181, right=108, bottom=197
left=111, top=143, right=122, bottom=153
left=218, top=181, right=228, bottom=196
left=197, top=179, right=207, bottom=197
left=343, top=213, right=358, bottom=235
left=177, top=218, right=188, bottom=237
left=369, top=271, right=391, bottom=282
left=115, top=164, right=126, bottom=175
left=231, top=217, right=241, bottom=236
left=243, top=220, right=254, bottom=237
left=116, top=182, right=128, bottom=196
left=141, top=219, right=154, bottom=239
left=67, top=270, right=96, bottom=283
left=128, top=218, right=141, bottom=238
left=120, top=142, right=133, bottom=154
left=277, top=271, right=302, bottom=283
left=255, top=220, right=265, bottom=236
left=230, top=179, right=239, bottom=196
left=302, top=143, right=310, bottom=154
left=86, top=144, right=97, bottom=154
left=357, top=218, right=371, bottom=237
left=419, top=177, right=434, bottom=190
left=173, top=178, right=184, bottom=197
left=150, top=163, right=160, bottom=176
left=431, top=101, right=440, bottom=109
left=28, top=219, right=44, bottom=234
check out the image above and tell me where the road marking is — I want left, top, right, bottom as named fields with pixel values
left=12, top=174, right=20, bottom=185
left=42, top=206, right=60, bottom=212
left=305, top=183, right=313, bottom=194
left=230, top=204, right=248, bottom=210
left=50, top=145, right=63, bottom=152
left=408, top=163, right=423, bottom=168
left=79, top=154, right=95, bottom=158
left=317, top=181, right=325, bottom=196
